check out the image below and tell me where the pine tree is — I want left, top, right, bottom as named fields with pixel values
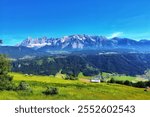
left=0, top=54, right=14, bottom=90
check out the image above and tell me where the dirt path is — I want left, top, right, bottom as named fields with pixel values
left=80, top=78, right=90, bottom=83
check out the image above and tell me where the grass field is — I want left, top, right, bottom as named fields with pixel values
left=0, top=72, right=150, bottom=100
left=101, top=72, right=148, bottom=82
left=112, top=75, right=148, bottom=82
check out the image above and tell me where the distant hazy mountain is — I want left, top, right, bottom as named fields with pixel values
left=17, top=35, right=150, bottom=51
left=0, top=46, right=47, bottom=58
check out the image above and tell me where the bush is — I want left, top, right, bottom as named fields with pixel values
left=146, top=80, right=150, bottom=86
left=65, top=74, right=78, bottom=80
left=115, top=80, right=124, bottom=84
left=0, top=79, right=16, bottom=90
left=124, top=80, right=132, bottom=86
left=42, top=87, right=58, bottom=95
left=109, top=78, right=116, bottom=83
left=82, top=69, right=99, bottom=76
left=0, top=74, right=13, bottom=81
left=17, top=81, right=31, bottom=90
left=134, top=81, right=146, bottom=88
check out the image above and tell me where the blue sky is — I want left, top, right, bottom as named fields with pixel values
left=0, top=0, right=150, bottom=45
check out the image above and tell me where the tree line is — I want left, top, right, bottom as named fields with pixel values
left=12, top=53, right=150, bottom=76
left=12, top=56, right=100, bottom=76
left=108, top=78, right=150, bottom=88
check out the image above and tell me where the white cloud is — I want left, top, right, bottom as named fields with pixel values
left=107, top=32, right=123, bottom=39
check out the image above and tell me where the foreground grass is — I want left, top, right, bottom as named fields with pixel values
left=0, top=72, right=150, bottom=100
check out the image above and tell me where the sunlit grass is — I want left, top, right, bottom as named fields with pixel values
left=0, top=72, right=149, bottom=100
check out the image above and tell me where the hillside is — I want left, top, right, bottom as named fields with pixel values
left=0, top=73, right=150, bottom=100
left=0, top=46, right=47, bottom=58
left=12, top=53, right=150, bottom=76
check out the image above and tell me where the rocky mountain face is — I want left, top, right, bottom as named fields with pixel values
left=17, top=35, right=107, bottom=49
left=17, top=35, right=150, bottom=51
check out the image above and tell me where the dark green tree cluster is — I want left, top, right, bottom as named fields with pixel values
left=0, top=54, right=14, bottom=90
left=12, top=56, right=100, bottom=76
left=42, top=87, right=58, bottom=95
left=12, top=53, right=150, bottom=77
left=17, top=81, right=31, bottom=90
left=108, top=78, right=150, bottom=88
left=65, top=74, right=78, bottom=80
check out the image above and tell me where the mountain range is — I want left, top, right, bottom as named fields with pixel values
left=1, top=34, right=150, bottom=58
left=17, top=35, right=150, bottom=51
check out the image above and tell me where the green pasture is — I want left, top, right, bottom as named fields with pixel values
left=0, top=73, right=150, bottom=100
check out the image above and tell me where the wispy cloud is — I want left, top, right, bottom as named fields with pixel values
left=107, top=32, right=124, bottom=39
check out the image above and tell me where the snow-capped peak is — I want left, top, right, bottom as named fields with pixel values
left=17, top=34, right=109, bottom=49
left=17, top=36, right=52, bottom=48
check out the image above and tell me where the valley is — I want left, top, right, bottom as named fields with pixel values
left=1, top=35, right=150, bottom=100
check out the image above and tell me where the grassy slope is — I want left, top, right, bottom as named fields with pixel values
left=78, top=72, right=147, bottom=83
left=100, top=72, right=148, bottom=82
left=0, top=73, right=150, bottom=100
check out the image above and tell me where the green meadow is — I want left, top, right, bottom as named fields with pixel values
left=0, top=72, right=150, bottom=100
left=101, top=72, right=148, bottom=82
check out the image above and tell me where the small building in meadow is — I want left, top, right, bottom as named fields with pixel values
left=24, top=74, right=29, bottom=76
left=90, top=75, right=102, bottom=83
left=144, top=86, right=150, bottom=92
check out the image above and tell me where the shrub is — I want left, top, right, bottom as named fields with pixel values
left=109, top=78, right=116, bottom=83
left=42, top=87, right=58, bottom=95
left=115, top=80, right=124, bottom=84
left=17, top=81, right=31, bottom=91
left=65, top=74, right=78, bottom=80
left=124, top=80, right=132, bottom=86
left=0, top=79, right=16, bottom=90
left=134, top=81, right=146, bottom=88
left=146, top=80, right=150, bottom=86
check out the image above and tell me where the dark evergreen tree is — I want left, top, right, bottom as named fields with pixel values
left=0, top=54, right=14, bottom=90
